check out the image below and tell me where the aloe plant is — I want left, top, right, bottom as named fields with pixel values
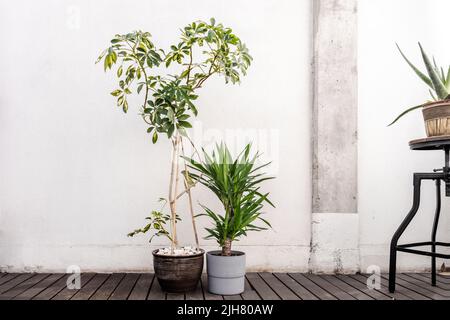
left=389, top=43, right=450, bottom=126
left=183, top=143, right=274, bottom=256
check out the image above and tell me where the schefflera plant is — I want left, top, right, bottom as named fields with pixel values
left=389, top=43, right=450, bottom=126
left=96, top=18, right=252, bottom=253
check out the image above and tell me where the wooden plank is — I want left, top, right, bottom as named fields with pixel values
left=241, top=277, right=261, bottom=300
left=166, top=293, right=185, bottom=300
left=71, top=273, right=110, bottom=300
left=335, top=275, right=394, bottom=300
left=32, top=274, right=70, bottom=300
left=379, top=274, right=433, bottom=300
left=416, top=273, right=450, bottom=286
left=0, top=274, right=50, bottom=300
left=414, top=272, right=450, bottom=284
left=90, top=273, right=125, bottom=300
left=7, top=272, right=450, bottom=301
left=223, top=294, right=242, bottom=300
left=128, top=274, right=153, bottom=300
left=259, top=273, right=299, bottom=300
left=412, top=273, right=439, bottom=284
left=109, top=273, right=140, bottom=300
left=407, top=273, right=438, bottom=284
left=13, top=274, right=64, bottom=300
left=0, top=273, right=20, bottom=286
left=52, top=273, right=96, bottom=300
left=246, top=273, right=279, bottom=300
left=378, top=275, right=415, bottom=300
left=0, top=273, right=35, bottom=295
left=436, top=274, right=450, bottom=284
left=320, top=275, right=373, bottom=300
left=303, top=274, right=355, bottom=300
left=415, top=273, right=450, bottom=286
left=397, top=274, right=450, bottom=299
left=288, top=274, right=336, bottom=300
left=351, top=274, right=411, bottom=300
left=273, top=273, right=317, bottom=300
left=201, top=274, right=223, bottom=300
left=147, top=276, right=166, bottom=300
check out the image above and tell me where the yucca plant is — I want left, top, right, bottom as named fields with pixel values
left=183, top=143, right=274, bottom=256
left=389, top=43, right=450, bottom=126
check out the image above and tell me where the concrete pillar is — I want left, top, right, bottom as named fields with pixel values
left=310, top=0, right=359, bottom=273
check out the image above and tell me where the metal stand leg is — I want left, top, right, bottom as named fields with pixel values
left=389, top=174, right=422, bottom=293
left=431, top=179, right=441, bottom=286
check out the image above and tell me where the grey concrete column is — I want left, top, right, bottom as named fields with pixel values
left=310, top=0, right=359, bottom=273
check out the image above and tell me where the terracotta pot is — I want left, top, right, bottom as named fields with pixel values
left=422, top=100, right=450, bottom=137
left=152, top=249, right=204, bottom=293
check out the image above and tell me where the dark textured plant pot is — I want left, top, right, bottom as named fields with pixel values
left=422, top=100, right=450, bottom=137
left=152, top=249, right=204, bottom=293
left=206, top=250, right=245, bottom=295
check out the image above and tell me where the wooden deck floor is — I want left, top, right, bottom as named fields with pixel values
left=0, top=272, right=449, bottom=300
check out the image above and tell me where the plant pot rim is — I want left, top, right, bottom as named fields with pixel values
left=207, top=250, right=245, bottom=257
left=422, top=100, right=450, bottom=109
left=152, top=248, right=205, bottom=258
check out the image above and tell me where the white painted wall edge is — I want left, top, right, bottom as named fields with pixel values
left=309, top=213, right=360, bottom=274
left=0, top=245, right=311, bottom=273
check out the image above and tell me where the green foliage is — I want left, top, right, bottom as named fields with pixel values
left=96, top=19, right=252, bottom=142
left=127, top=199, right=181, bottom=243
left=183, top=143, right=274, bottom=248
left=98, top=20, right=253, bottom=248
left=389, top=43, right=450, bottom=126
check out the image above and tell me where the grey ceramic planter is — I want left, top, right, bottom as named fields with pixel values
left=206, top=250, right=245, bottom=295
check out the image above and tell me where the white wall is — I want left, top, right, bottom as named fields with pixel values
left=6, top=0, right=444, bottom=275
left=359, top=0, right=450, bottom=272
left=0, top=0, right=312, bottom=272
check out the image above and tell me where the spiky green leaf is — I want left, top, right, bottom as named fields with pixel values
left=388, top=104, right=424, bottom=126
left=396, top=43, right=433, bottom=89
left=418, top=43, right=448, bottom=99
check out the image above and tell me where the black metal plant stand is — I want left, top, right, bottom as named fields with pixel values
left=389, top=136, right=450, bottom=293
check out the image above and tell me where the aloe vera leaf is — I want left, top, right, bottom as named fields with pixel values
left=429, top=89, right=437, bottom=101
left=446, top=66, right=450, bottom=90
left=418, top=43, right=448, bottom=99
left=433, top=57, right=441, bottom=75
left=433, top=57, right=442, bottom=81
left=396, top=43, right=433, bottom=89
left=388, top=104, right=424, bottom=127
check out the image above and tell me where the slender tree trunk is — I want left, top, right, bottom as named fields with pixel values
left=181, top=138, right=200, bottom=249
left=173, top=135, right=181, bottom=246
left=168, top=135, right=179, bottom=253
left=222, top=239, right=232, bottom=256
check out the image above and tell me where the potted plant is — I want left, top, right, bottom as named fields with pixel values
left=389, top=43, right=450, bottom=137
left=183, top=143, right=274, bottom=295
left=96, top=19, right=252, bottom=292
